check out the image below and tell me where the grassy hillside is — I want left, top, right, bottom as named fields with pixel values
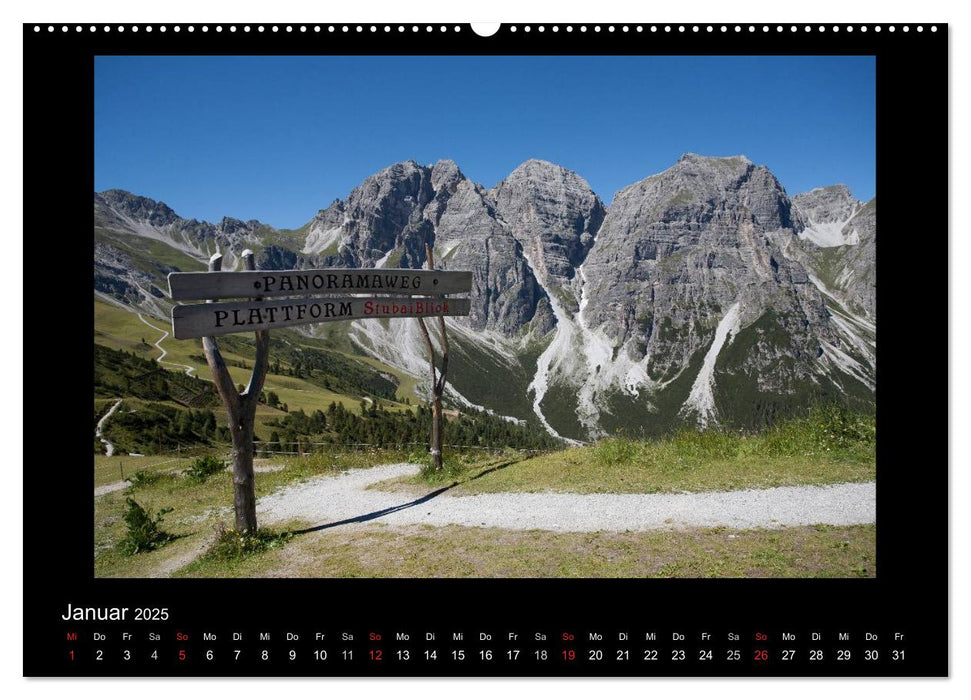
left=95, top=226, right=208, bottom=276
left=95, top=455, right=195, bottom=488
left=94, top=296, right=423, bottom=439
left=95, top=344, right=218, bottom=406
left=95, top=295, right=558, bottom=454
left=98, top=398, right=223, bottom=455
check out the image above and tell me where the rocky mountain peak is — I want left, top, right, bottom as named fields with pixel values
left=430, top=159, right=465, bottom=193
left=302, top=159, right=436, bottom=263
left=490, top=159, right=606, bottom=309
left=95, top=188, right=276, bottom=265
left=790, top=184, right=867, bottom=248
left=219, top=216, right=248, bottom=234
left=607, top=152, right=794, bottom=237
left=96, top=189, right=180, bottom=227
left=665, top=153, right=759, bottom=190
left=580, top=151, right=811, bottom=377
left=791, top=184, right=861, bottom=225
left=505, top=158, right=574, bottom=179
left=677, top=152, right=752, bottom=166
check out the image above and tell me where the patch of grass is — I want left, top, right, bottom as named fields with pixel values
left=709, top=309, right=874, bottom=430
left=389, top=407, right=875, bottom=495
left=404, top=449, right=507, bottom=486
left=384, top=246, right=405, bottom=268
left=444, top=333, right=537, bottom=424
left=97, top=228, right=207, bottom=275
left=197, top=527, right=294, bottom=561
left=599, top=347, right=704, bottom=438
left=758, top=404, right=875, bottom=459
left=125, top=469, right=172, bottom=489
left=95, top=447, right=412, bottom=577
left=174, top=522, right=875, bottom=578
left=317, top=241, right=340, bottom=258
left=183, top=455, right=226, bottom=483
left=593, top=435, right=639, bottom=466
left=666, top=189, right=695, bottom=208
left=94, top=455, right=194, bottom=487
left=261, top=223, right=311, bottom=251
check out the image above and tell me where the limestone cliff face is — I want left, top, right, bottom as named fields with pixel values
left=302, top=160, right=435, bottom=268
left=491, top=159, right=605, bottom=314
left=837, top=199, right=876, bottom=319
left=790, top=187, right=876, bottom=321
left=581, top=154, right=830, bottom=388
left=792, top=184, right=860, bottom=229
left=299, top=160, right=550, bottom=335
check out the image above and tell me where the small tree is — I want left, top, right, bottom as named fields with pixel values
left=184, top=455, right=226, bottom=483
left=118, top=498, right=175, bottom=555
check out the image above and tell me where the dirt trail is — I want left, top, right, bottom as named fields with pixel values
left=152, top=533, right=221, bottom=578
left=258, top=463, right=876, bottom=533
left=96, top=398, right=123, bottom=456
left=136, top=313, right=196, bottom=376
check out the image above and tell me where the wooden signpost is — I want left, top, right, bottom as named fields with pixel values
left=168, top=252, right=471, bottom=533
left=172, top=296, right=471, bottom=339
left=169, top=268, right=473, bottom=301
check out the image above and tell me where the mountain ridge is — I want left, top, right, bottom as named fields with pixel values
left=93, top=154, right=877, bottom=440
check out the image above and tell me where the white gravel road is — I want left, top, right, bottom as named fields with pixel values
left=96, top=398, right=123, bottom=457
left=137, top=313, right=196, bottom=376
left=94, top=480, right=129, bottom=497
left=257, top=463, right=876, bottom=533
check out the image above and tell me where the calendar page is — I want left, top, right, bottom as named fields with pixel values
left=22, top=20, right=947, bottom=677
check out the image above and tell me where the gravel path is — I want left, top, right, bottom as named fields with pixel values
left=96, top=398, right=123, bottom=457
left=258, top=463, right=876, bottom=533
left=137, top=312, right=196, bottom=376
left=94, top=480, right=129, bottom=498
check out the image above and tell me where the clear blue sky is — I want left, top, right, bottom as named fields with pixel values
left=95, top=55, right=875, bottom=229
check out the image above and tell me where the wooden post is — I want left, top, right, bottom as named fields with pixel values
left=416, top=244, right=450, bottom=470
left=201, top=250, right=270, bottom=533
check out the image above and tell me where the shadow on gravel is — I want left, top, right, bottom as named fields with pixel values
left=292, top=457, right=525, bottom=535
left=465, top=459, right=519, bottom=484
left=292, top=484, right=456, bottom=535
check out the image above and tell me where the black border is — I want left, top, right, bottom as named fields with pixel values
left=23, top=22, right=948, bottom=677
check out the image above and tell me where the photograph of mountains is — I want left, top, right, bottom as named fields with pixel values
left=93, top=55, right=877, bottom=578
